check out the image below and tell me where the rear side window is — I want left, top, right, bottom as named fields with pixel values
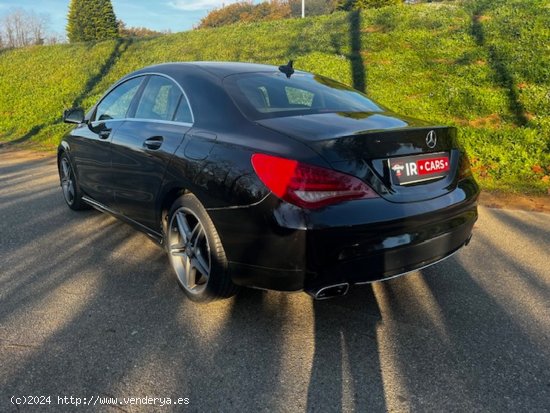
left=135, top=75, right=182, bottom=121
left=224, top=72, right=382, bottom=120
left=173, top=95, right=193, bottom=123
left=95, top=77, right=143, bottom=121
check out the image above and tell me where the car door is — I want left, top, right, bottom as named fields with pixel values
left=72, top=76, right=144, bottom=207
left=110, top=74, right=193, bottom=230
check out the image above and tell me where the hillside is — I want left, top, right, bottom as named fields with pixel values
left=0, top=0, right=548, bottom=193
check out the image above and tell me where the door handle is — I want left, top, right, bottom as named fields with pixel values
left=143, top=136, right=163, bottom=150
left=98, top=129, right=111, bottom=140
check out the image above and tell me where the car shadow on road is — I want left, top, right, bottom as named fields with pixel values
left=485, top=208, right=550, bottom=248
left=0, top=152, right=55, bottom=174
left=2, top=155, right=549, bottom=412
left=305, top=287, right=386, bottom=411
left=379, top=252, right=550, bottom=411
left=2, top=221, right=547, bottom=412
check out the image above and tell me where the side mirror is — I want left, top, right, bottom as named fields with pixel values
left=63, top=108, right=85, bottom=124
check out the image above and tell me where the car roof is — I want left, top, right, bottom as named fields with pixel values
left=137, top=61, right=302, bottom=79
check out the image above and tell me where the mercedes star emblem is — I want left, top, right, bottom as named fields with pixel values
left=426, top=130, right=437, bottom=149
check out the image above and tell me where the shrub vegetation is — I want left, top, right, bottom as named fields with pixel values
left=0, top=0, right=548, bottom=193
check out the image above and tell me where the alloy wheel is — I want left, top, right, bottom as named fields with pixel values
left=168, top=207, right=211, bottom=294
left=60, top=157, right=75, bottom=206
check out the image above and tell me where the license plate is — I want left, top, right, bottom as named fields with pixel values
left=389, top=152, right=450, bottom=185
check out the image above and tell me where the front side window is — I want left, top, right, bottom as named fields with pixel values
left=135, top=75, right=182, bottom=121
left=95, top=77, right=143, bottom=121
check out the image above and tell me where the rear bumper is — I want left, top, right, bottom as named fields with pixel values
left=304, top=208, right=476, bottom=291
left=209, top=180, right=479, bottom=292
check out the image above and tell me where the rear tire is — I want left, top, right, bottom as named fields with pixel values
left=58, top=152, right=88, bottom=211
left=166, top=193, right=239, bottom=302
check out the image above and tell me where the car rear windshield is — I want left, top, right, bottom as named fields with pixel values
left=224, top=72, right=383, bottom=120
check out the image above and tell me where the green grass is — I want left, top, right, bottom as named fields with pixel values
left=0, top=0, right=548, bottom=193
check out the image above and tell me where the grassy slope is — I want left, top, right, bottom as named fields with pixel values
left=0, top=0, right=548, bottom=193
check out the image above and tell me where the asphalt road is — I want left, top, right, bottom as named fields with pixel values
left=1, top=150, right=549, bottom=413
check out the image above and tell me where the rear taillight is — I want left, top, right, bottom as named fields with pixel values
left=251, top=153, right=378, bottom=209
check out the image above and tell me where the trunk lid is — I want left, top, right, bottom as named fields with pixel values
left=257, top=111, right=460, bottom=203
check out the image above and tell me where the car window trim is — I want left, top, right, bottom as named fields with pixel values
left=89, top=72, right=195, bottom=125
left=89, top=118, right=193, bottom=128
left=124, top=72, right=195, bottom=123
left=123, top=118, right=194, bottom=127
left=138, top=72, right=195, bottom=123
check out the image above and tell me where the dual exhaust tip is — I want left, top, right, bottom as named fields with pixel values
left=307, top=283, right=349, bottom=300
left=306, top=238, right=476, bottom=300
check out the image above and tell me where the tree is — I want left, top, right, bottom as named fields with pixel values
left=198, top=1, right=255, bottom=28
left=198, top=0, right=294, bottom=29
left=0, top=8, right=50, bottom=48
left=67, top=0, right=119, bottom=42
left=197, top=0, right=340, bottom=29
left=289, top=0, right=338, bottom=17
left=339, top=0, right=400, bottom=9
left=117, top=20, right=162, bottom=38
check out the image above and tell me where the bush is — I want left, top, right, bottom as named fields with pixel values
left=1, top=1, right=548, bottom=193
left=199, top=1, right=292, bottom=29
left=339, top=0, right=401, bottom=10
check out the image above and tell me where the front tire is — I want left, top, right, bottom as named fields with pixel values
left=59, top=152, right=88, bottom=211
left=166, top=194, right=239, bottom=302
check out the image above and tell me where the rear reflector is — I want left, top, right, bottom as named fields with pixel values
left=251, top=153, right=378, bottom=209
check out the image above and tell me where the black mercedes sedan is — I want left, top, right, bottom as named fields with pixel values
left=59, top=61, right=479, bottom=302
